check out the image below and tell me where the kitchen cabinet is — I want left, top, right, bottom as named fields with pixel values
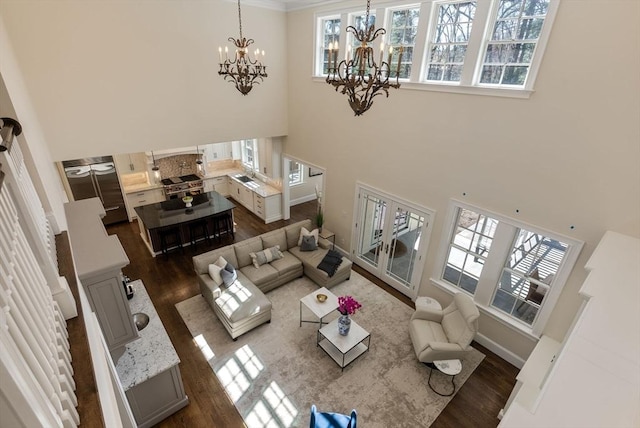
left=65, top=198, right=137, bottom=361
left=253, top=193, right=283, bottom=223
left=204, top=176, right=229, bottom=196
left=203, top=142, right=232, bottom=161
left=240, top=186, right=253, bottom=210
left=126, top=188, right=165, bottom=220
left=114, top=152, right=149, bottom=174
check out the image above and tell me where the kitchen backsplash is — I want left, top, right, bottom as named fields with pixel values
left=156, top=154, right=200, bottom=178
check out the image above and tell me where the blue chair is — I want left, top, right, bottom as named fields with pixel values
left=310, top=405, right=357, bottom=428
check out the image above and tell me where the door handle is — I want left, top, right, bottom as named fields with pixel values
left=385, top=243, right=389, bottom=254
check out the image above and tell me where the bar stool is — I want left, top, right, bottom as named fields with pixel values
left=159, top=226, right=182, bottom=256
left=188, top=219, right=210, bottom=248
left=213, top=212, right=234, bottom=242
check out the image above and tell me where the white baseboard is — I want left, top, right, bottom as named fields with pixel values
left=290, top=194, right=317, bottom=206
left=475, top=332, right=526, bottom=369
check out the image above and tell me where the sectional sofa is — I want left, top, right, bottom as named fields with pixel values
left=192, top=219, right=352, bottom=339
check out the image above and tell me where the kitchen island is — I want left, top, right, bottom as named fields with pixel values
left=134, top=191, right=235, bottom=256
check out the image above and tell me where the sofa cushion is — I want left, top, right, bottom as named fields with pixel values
left=234, top=236, right=263, bottom=268
left=284, top=219, right=313, bottom=249
left=249, top=246, right=284, bottom=268
left=290, top=245, right=327, bottom=267
left=261, top=229, right=287, bottom=252
left=215, top=275, right=272, bottom=323
left=193, top=246, right=239, bottom=275
left=240, top=263, right=279, bottom=286
left=269, top=251, right=303, bottom=276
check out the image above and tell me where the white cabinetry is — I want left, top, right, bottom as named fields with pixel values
left=203, top=142, right=232, bottom=161
left=65, top=198, right=137, bottom=361
left=204, top=176, right=229, bottom=196
left=114, top=152, right=149, bottom=174
left=126, top=188, right=165, bottom=220
left=253, top=193, right=283, bottom=223
left=240, top=186, right=253, bottom=210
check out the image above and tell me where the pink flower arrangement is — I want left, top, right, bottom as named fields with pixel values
left=338, top=295, right=362, bottom=316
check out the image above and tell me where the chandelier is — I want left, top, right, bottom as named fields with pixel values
left=218, top=0, right=267, bottom=95
left=326, top=0, right=403, bottom=116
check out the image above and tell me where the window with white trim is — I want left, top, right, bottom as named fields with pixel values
left=318, top=16, right=341, bottom=75
left=240, top=139, right=259, bottom=172
left=438, top=201, right=583, bottom=336
left=288, top=160, right=303, bottom=186
left=387, top=6, right=421, bottom=78
left=314, top=0, right=558, bottom=95
left=425, top=1, right=477, bottom=83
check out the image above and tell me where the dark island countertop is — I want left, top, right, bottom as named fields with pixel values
left=134, top=191, right=236, bottom=230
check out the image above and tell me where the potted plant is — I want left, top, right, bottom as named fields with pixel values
left=316, top=211, right=324, bottom=232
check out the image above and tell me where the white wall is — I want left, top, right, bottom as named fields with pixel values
left=0, top=1, right=288, bottom=161
left=0, top=17, right=68, bottom=231
left=285, top=1, right=640, bottom=360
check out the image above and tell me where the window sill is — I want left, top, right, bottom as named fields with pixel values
left=313, top=76, right=534, bottom=99
left=429, top=277, right=540, bottom=343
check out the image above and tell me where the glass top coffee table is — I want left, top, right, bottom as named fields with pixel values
left=317, top=318, right=371, bottom=371
left=299, top=287, right=339, bottom=327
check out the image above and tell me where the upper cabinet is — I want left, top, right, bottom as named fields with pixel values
left=257, top=137, right=282, bottom=178
left=114, top=152, right=149, bottom=174
left=203, top=142, right=232, bottom=162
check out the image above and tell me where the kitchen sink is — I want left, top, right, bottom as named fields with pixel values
left=133, top=312, right=150, bottom=331
left=237, top=175, right=253, bottom=183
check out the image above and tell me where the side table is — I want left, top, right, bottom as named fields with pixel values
left=426, top=359, right=462, bottom=396
left=319, top=228, right=336, bottom=250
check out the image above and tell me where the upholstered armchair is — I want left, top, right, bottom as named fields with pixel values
left=409, top=293, right=479, bottom=363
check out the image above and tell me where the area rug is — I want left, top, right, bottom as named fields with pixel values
left=175, top=271, right=484, bottom=428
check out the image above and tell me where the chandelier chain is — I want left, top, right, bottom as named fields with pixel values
left=237, top=0, right=243, bottom=40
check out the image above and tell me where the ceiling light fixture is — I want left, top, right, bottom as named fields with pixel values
left=218, top=0, right=267, bottom=95
left=195, top=146, right=205, bottom=175
left=151, top=151, right=161, bottom=183
left=326, top=0, right=403, bottom=116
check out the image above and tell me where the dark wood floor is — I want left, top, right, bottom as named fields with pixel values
left=60, top=200, right=518, bottom=428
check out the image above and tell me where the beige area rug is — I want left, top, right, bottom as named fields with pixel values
left=176, top=271, right=484, bottom=428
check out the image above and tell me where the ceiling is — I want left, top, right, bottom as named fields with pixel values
left=239, top=0, right=345, bottom=12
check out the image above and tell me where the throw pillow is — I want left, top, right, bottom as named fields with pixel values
left=249, top=245, right=284, bottom=269
left=214, top=256, right=228, bottom=269
left=297, top=227, right=319, bottom=246
left=220, top=265, right=237, bottom=286
left=300, top=234, right=318, bottom=251
left=208, top=264, right=223, bottom=286
left=224, top=262, right=235, bottom=273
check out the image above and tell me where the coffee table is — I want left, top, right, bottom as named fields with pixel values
left=426, top=359, right=462, bottom=396
left=299, top=287, right=338, bottom=327
left=317, top=318, right=371, bottom=371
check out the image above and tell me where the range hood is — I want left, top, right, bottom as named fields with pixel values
left=145, top=146, right=203, bottom=160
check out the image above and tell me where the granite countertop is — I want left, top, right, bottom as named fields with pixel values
left=134, top=190, right=236, bottom=230
left=124, top=182, right=163, bottom=193
left=115, top=280, right=180, bottom=391
left=227, top=172, right=282, bottom=197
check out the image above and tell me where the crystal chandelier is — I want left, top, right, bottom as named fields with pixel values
left=326, top=0, right=403, bottom=116
left=218, top=0, right=267, bottom=95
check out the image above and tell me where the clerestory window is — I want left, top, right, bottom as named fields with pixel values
left=314, top=0, right=558, bottom=97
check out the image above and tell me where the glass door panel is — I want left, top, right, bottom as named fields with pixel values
left=384, top=207, right=426, bottom=292
left=356, top=192, right=387, bottom=269
left=353, top=186, right=433, bottom=298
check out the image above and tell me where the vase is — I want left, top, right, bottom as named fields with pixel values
left=338, top=314, right=351, bottom=336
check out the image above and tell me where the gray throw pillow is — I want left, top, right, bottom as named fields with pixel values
left=300, top=235, right=318, bottom=251
left=220, top=265, right=237, bottom=286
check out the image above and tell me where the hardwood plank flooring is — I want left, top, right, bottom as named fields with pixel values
left=60, top=199, right=518, bottom=427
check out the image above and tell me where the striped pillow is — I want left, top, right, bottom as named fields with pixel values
left=249, top=245, right=283, bottom=269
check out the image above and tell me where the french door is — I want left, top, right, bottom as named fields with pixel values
left=352, top=184, right=434, bottom=298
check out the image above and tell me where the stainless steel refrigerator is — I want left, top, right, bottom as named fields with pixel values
left=62, top=156, right=128, bottom=225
